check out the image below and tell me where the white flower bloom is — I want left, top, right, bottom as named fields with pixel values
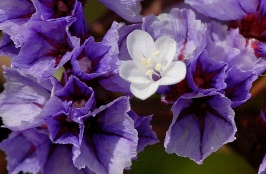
left=119, top=30, right=186, bottom=100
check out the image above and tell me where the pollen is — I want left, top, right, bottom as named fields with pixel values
left=153, top=50, right=160, bottom=56
left=147, top=57, right=153, bottom=66
left=141, top=58, right=147, bottom=65
left=155, top=63, right=162, bottom=71
left=146, top=69, right=153, bottom=77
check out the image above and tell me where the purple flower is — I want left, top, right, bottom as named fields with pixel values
left=186, top=51, right=227, bottom=94
left=43, top=96, right=84, bottom=146
left=185, top=0, right=259, bottom=20
left=32, top=0, right=89, bottom=43
left=98, top=0, right=142, bottom=22
left=53, top=76, right=95, bottom=116
left=38, top=76, right=95, bottom=145
left=64, top=22, right=120, bottom=84
left=12, top=17, right=79, bottom=79
left=165, top=92, right=236, bottom=164
left=71, top=37, right=111, bottom=81
left=1, top=95, right=151, bottom=173
left=162, top=51, right=227, bottom=104
left=185, top=0, right=266, bottom=68
left=0, top=0, right=36, bottom=52
left=204, top=22, right=265, bottom=107
left=206, top=22, right=266, bottom=75
left=0, top=129, right=47, bottom=174
left=0, top=128, right=95, bottom=174
left=0, top=68, right=51, bottom=131
left=72, top=97, right=138, bottom=174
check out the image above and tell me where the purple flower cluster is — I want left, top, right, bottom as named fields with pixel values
left=0, top=1, right=158, bottom=174
left=0, top=0, right=265, bottom=173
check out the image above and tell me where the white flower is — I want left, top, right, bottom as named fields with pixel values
left=119, top=30, right=186, bottom=100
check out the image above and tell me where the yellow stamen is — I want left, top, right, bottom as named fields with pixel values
left=146, top=69, right=153, bottom=78
left=147, top=58, right=153, bottom=66
left=141, top=58, right=147, bottom=65
left=155, top=63, right=162, bottom=71
left=153, top=50, right=160, bottom=56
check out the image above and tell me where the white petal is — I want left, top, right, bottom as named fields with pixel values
left=127, top=30, right=156, bottom=61
left=119, top=60, right=151, bottom=84
left=130, top=81, right=160, bottom=100
left=155, top=36, right=177, bottom=67
left=160, top=61, right=186, bottom=85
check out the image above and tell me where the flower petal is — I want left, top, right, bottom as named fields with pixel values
left=0, top=68, right=50, bottom=131
left=98, top=0, right=142, bottom=22
left=119, top=60, right=151, bottom=83
left=185, top=0, right=258, bottom=20
left=126, top=30, right=155, bottom=61
left=0, top=131, right=40, bottom=174
left=160, top=61, right=186, bottom=85
left=130, top=81, right=160, bottom=100
left=154, top=36, right=177, bottom=67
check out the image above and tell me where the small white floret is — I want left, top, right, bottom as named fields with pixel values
left=119, top=30, right=186, bottom=100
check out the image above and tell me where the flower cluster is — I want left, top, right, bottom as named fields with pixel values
left=0, top=0, right=265, bottom=174
left=0, top=1, right=159, bottom=174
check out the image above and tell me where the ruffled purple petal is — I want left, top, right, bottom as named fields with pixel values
left=40, top=77, right=95, bottom=146
left=45, top=111, right=83, bottom=146
left=206, top=22, right=266, bottom=75
left=0, top=0, right=35, bottom=23
left=101, top=22, right=121, bottom=76
left=98, top=0, right=142, bottom=22
left=128, top=110, right=159, bottom=153
left=69, top=2, right=89, bottom=44
left=54, top=76, right=95, bottom=117
left=0, top=33, right=20, bottom=58
left=0, top=0, right=35, bottom=48
left=185, top=0, right=259, bottom=20
left=0, top=68, right=51, bottom=131
left=224, top=67, right=258, bottom=108
left=0, top=130, right=44, bottom=174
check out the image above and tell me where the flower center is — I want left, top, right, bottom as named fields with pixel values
left=72, top=99, right=86, bottom=108
left=78, top=56, right=93, bottom=73
left=141, top=50, right=163, bottom=81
